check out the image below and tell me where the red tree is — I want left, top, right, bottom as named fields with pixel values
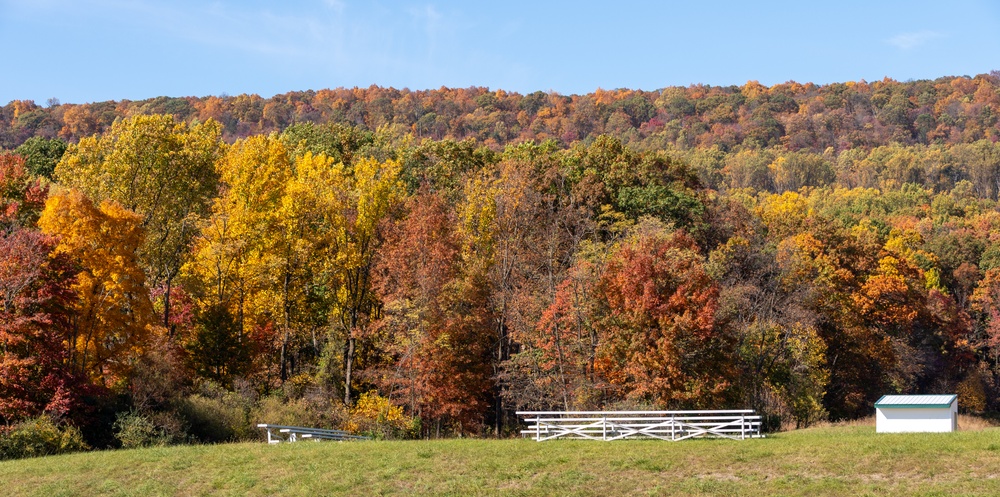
left=0, top=153, right=48, bottom=232
left=596, top=223, right=734, bottom=407
left=505, top=259, right=605, bottom=410
left=373, top=190, right=493, bottom=433
left=0, top=228, right=80, bottom=422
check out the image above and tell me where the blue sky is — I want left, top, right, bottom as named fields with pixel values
left=1, top=0, right=999, bottom=104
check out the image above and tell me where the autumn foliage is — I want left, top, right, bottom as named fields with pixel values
left=4, top=75, right=1000, bottom=445
left=0, top=228, right=78, bottom=422
left=39, top=190, right=154, bottom=386
left=0, top=156, right=80, bottom=423
left=596, top=223, right=730, bottom=406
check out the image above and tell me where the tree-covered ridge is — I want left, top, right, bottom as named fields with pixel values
left=4, top=73, right=1000, bottom=152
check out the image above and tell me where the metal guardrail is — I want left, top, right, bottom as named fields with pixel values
left=516, top=410, right=763, bottom=442
left=257, top=424, right=371, bottom=443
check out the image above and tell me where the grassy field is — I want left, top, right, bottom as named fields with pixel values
left=3, top=419, right=1000, bottom=496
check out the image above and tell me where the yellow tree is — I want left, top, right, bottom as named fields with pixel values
left=55, top=114, right=223, bottom=331
left=243, top=150, right=404, bottom=402
left=320, top=156, right=403, bottom=404
left=38, top=190, right=154, bottom=386
left=184, top=134, right=291, bottom=383
left=188, top=138, right=403, bottom=400
left=274, top=151, right=342, bottom=383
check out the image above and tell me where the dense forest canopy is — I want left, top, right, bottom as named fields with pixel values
left=3, top=73, right=1000, bottom=449
left=5, top=73, right=1000, bottom=151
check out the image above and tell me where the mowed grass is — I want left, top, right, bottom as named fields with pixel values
left=4, top=422, right=1000, bottom=496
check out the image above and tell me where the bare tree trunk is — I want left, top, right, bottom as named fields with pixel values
left=163, top=278, right=172, bottom=333
left=280, top=272, right=291, bottom=382
left=553, top=323, right=570, bottom=411
left=344, top=335, right=355, bottom=404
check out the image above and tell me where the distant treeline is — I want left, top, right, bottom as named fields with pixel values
left=5, top=73, right=1000, bottom=152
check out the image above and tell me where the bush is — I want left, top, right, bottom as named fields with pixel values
left=113, top=411, right=173, bottom=448
left=179, top=394, right=251, bottom=443
left=180, top=381, right=258, bottom=442
left=958, top=371, right=988, bottom=413
left=345, top=391, right=418, bottom=439
left=0, top=416, right=89, bottom=460
left=250, top=394, right=348, bottom=439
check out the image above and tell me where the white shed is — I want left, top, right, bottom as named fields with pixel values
left=875, top=394, right=957, bottom=433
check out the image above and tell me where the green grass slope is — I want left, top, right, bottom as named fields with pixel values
left=3, top=425, right=1000, bottom=496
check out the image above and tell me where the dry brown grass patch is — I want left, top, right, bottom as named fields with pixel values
left=959, top=414, right=997, bottom=431
left=788, top=413, right=995, bottom=432
left=789, top=415, right=875, bottom=431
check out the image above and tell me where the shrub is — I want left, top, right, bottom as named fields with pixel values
left=250, top=395, right=348, bottom=439
left=958, top=372, right=988, bottom=413
left=113, top=411, right=173, bottom=448
left=0, top=416, right=89, bottom=460
left=165, top=380, right=257, bottom=443
left=180, top=394, right=250, bottom=442
left=345, top=391, right=418, bottom=439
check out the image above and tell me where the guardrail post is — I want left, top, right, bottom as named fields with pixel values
left=602, top=416, right=607, bottom=441
left=741, top=415, right=745, bottom=440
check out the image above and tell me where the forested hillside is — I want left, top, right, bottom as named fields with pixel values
left=3, top=74, right=1000, bottom=451
left=5, top=73, right=999, bottom=148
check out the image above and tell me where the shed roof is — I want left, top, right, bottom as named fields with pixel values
left=875, top=394, right=957, bottom=408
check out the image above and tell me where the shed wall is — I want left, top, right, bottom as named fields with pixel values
left=875, top=404, right=956, bottom=433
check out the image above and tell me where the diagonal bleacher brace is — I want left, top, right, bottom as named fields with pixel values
left=517, top=411, right=762, bottom=441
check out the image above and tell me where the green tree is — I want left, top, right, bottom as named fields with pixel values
left=14, top=137, right=67, bottom=179
left=55, top=114, right=224, bottom=331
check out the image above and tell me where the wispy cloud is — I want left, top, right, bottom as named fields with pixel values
left=2, top=0, right=531, bottom=94
left=887, top=30, right=943, bottom=50
left=407, top=4, right=445, bottom=59
left=409, top=4, right=443, bottom=33
left=323, top=0, right=346, bottom=12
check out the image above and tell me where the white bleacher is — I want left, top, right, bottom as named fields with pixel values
left=516, top=410, right=763, bottom=441
left=257, top=424, right=371, bottom=443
